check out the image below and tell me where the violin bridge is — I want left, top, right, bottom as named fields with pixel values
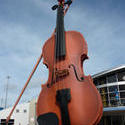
left=55, top=68, right=69, bottom=80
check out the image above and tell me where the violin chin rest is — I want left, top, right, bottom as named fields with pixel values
left=37, top=112, right=59, bottom=125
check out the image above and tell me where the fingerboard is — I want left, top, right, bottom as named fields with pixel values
left=55, top=5, right=66, bottom=60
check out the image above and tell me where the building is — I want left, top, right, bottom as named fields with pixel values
left=0, top=99, right=37, bottom=125
left=92, top=65, right=125, bottom=125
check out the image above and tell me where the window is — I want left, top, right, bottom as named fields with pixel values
left=98, top=77, right=106, bottom=85
left=102, top=100, right=109, bottom=107
left=101, top=93, right=109, bottom=107
left=109, top=93, right=116, bottom=100
left=117, top=71, right=125, bottom=82
left=16, top=109, right=19, bottom=113
left=107, top=74, right=117, bottom=83
left=93, top=79, right=99, bottom=86
left=109, top=90, right=119, bottom=100
left=119, top=85, right=125, bottom=91
left=0, top=119, right=14, bottom=125
left=100, top=87, right=107, bottom=94
left=24, top=109, right=27, bottom=113
left=110, top=99, right=118, bottom=106
left=121, top=99, right=125, bottom=106
left=120, top=92, right=125, bottom=98
left=109, top=86, right=118, bottom=92
left=101, top=93, right=108, bottom=102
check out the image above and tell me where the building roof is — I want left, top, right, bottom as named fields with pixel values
left=92, top=64, right=125, bottom=79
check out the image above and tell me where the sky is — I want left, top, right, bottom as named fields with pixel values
left=0, top=0, right=125, bottom=107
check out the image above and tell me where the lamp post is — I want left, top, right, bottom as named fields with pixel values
left=5, top=76, right=10, bottom=109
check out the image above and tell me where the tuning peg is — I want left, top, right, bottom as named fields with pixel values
left=64, top=0, right=72, bottom=5
left=52, top=4, right=58, bottom=10
left=58, top=0, right=64, bottom=2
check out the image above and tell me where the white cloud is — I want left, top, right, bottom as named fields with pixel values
left=0, top=0, right=125, bottom=106
left=64, top=2, right=125, bottom=76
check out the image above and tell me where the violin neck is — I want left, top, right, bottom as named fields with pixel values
left=55, top=4, right=66, bottom=60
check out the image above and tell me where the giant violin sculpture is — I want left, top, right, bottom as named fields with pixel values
left=36, top=0, right=103, bottom=125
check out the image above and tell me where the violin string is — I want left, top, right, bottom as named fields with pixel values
left=56, top=0, right=61, bottom=92
left=55, top=27, right=58, bottom=92
left=60, top=0, right=65, bottom=91
left=57, top=0, right=63, bottom=91
left=53, top=33, right=56, bottom=91
left=56, top=1, right=59, bottom=92
left=62, top=0, right=73, bottom=90
left=57, top=1, right=66, bottom=92
left=62, top=0, right=66, bottom=90
left=53, top=0, right=72, bottom=92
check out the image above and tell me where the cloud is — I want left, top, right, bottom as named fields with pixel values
left=0, top=0, right=125, bottom=106
left=0, top=21, right=49, bottom=105
left=64, top=1, right=125, bottom=75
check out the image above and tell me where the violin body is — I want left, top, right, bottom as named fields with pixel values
left=36, top=31, right=103, bottom=125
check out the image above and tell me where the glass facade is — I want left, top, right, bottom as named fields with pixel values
left=93, top=69, right=125, bottom=107
left=93, top=67, right=125, bottom=125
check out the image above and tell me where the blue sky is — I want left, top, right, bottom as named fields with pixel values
left=0, top=0, right=125, bottom=107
